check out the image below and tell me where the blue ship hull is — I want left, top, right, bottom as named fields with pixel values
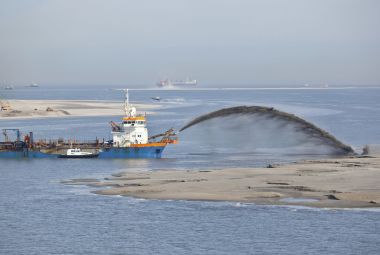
left=98, top=147, right=165, bottom=159
left=0, top=146, right=166, bottom=159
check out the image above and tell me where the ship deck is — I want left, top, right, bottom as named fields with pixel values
left=0, top=139, right=168, bottom=153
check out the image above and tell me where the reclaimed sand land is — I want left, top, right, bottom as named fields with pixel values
left=64, top=154, right=380, bottom=208
left=0, top=100, right=159, bottom=119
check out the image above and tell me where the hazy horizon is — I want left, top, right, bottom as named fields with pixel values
left=1, top=0, right=379, bottom=87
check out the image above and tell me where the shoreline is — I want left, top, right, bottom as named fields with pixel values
left=0, top=100, right=160, bottom=120
left=63, top=154, right=380, bottom=208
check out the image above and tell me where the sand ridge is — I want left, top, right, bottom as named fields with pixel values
left=0, top=100, right=160, bottom=119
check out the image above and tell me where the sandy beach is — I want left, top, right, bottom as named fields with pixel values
left=63, top=154, right=380, bottom=208
left=0, top=100, right=159, bottom=119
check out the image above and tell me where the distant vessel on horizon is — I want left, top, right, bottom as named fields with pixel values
left=157, top=78, right=197, bottom=87
left=3, top=85, right=13, bottom=90
left=28, top=83, right=39, bottom=88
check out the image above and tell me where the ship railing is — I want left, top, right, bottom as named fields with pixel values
left=31, top=139, right=113, bottom=150
left=0, top=142, right=17, bottom=151
left=1, top=137, right=113, bottom=150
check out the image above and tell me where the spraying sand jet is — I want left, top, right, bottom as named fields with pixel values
left=180, top=106, right=354, bottom=155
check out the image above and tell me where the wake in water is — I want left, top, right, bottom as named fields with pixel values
left=179, top=106, right=353, bottom=155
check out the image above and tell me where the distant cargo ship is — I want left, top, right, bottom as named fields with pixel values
left=157, top=78, right=197, bottom=87
left=3, top=85, right=13, bottom=90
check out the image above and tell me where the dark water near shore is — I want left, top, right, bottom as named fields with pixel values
left=1, top=87, right=380, bottom=254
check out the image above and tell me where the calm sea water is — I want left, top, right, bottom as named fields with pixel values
left=0, top=87, right=379, bottom=254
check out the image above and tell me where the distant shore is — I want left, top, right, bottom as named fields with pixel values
left=63, top=154, right=380, bottom=208
left=0, top=100, right=159, bottom=119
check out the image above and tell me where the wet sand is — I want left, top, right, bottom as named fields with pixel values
left=0, top=100, right=159, bottom=119
left=63, top=154, right=380, bottom=208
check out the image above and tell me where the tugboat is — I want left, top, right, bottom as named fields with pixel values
left=58, top=148, right=99, bottom=158
left=0, top=90, right=178, bottom=159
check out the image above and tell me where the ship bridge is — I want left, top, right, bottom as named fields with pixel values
left=122, top=116, right=146, bottom=128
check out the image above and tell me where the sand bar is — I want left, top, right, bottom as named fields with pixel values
left=0, top=100, right=159, bottom=119
left=63, top=154, right=380, bottom=208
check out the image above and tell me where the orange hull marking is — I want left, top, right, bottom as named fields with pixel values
left=130, top=142, right=167, bottom=148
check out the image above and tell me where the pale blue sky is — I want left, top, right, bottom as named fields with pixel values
left=0, top=0, right=379, bottom=87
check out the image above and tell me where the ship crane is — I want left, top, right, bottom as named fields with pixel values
left=109, top=121, right=122, bottom=132
left=148, top=128, right=177, bottom=143
left=2, top=129, right=21, bottom=142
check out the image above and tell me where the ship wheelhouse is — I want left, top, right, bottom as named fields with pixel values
left=122, top=116, right=146, bottom=128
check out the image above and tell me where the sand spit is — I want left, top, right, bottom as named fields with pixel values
left=0, top=100, right=159, bottom=119
left=63, top=154, right=380, bottom=208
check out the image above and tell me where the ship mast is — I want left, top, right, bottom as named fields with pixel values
left=124, top=89, right=136, bottom=117
left=124, top=89, right=129, bottom=116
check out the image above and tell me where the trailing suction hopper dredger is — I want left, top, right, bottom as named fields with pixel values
left=0, top=90, right=178, bottom=159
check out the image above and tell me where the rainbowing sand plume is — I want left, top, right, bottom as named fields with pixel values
left=179, top=106, right=353, bottom=154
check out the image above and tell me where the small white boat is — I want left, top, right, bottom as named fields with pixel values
left=151, top=96, right=161, bottom=101
left=59, top=148, right=99, bottom=158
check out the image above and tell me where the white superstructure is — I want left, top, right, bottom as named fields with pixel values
left=111, top=90, right=149, bottom=147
